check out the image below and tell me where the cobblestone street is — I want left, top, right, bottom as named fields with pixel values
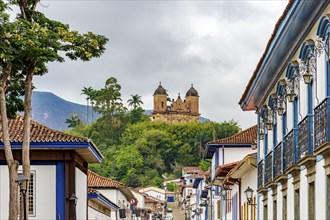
left=167, top=201, right=185, bottom=220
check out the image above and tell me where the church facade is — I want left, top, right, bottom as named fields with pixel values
left=152, top=83, right=200, bottom=123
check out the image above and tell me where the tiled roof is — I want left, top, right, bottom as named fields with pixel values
left=185, top=174, right=204, bottom=179
left=239, top=0, right=294, bottom=105
left=145, top=196, right=163, bottom=204
left=208, top=125, right=257, bottom=145
left=214, top=161, right=240, bottom=178
left=182, top=166, right=203, bottom=173
left=88, top=170, right=126, bottom=187
left=3, top=115, right=90, bottom=142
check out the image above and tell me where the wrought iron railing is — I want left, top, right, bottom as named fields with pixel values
left=258, top=160, right=264, bottom=189
left=314, top=98, right=329, bottom=150
left=284, top=130, right=294, bottom=169
left=265, top=152, right=273, bottom=185
left=298, top=116, right=309, bottom=159
left=274, top=142, right=283, bottom=178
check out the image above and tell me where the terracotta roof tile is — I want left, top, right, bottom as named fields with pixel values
left=239, top=0, right=294, bottom=105
left=2, top=115, right=90, bottom=143
left=88, top=170, right=126, bottom=187
left=182, top=166, right=203, bottom=173
left=215, top=161, right=240, bottom=178
left=208, top=125, right=257, bottom=145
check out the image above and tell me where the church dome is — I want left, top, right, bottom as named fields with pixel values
left=154, top=82, right=167, bottom=95
left=186, top=85, right=199, bottom=97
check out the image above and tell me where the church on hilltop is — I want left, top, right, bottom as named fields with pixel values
left=151, top=82, right=200, bottom=123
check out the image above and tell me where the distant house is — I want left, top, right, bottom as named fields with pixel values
left=139, top=186, right=167, bottom=201
left=202, top=125, right=257, bottom=219
left=88, top=188, right=120, bottom=219
left=0, top=116, right=103, bottom=220
left=88, top=170, right=137, bottom=219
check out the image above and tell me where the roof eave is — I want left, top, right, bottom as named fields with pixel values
left=240, top=0, right=329, bottom=111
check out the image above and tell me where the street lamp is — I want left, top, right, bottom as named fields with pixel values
left=244, top=187, right=253, bottom=205
left=16, top=174, right=28, bottom=220
left=244, top=186, right=257, bottom=206
left=69, top=193, right=78, bottom=219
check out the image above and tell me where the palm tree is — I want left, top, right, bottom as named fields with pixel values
left=65, top=114, right=83, bottom=128
left=127, top=94, right=143, bottom=110
left=81, top=86, right=94, bottom=124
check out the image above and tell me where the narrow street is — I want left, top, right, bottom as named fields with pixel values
left=167, top=201, right=185, bottom=220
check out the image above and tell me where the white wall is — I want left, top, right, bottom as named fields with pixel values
left=131, top=190, right=145, bottom=209
left=315, top=159, right=326, bottom=219
left=316, top=52, right=326, bottom=104
left=88, top=206, right=111, bottom=220
left=299, top=80, right=308, bottom=119
left=0, top=165, right=56, bottom=220
left=98, top=189, right=130, bottom=218
left=224, top=148, right=256, bottom=165
left=76, top=167, right=87, bottom=220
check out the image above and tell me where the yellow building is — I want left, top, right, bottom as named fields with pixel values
left=151, top=82, right=200, bottom=123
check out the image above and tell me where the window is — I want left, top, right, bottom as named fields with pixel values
left=226, top=190, right=232, bottom=213
left=263, top=204, right=268, bottom=220
left=273, top=200, right=277, bottom=220
left=294, top=189, right=300, bottom=220
left=308, top=182, right=315, bottom=219
left=18, top=171, right=36, bottom=216
left=282, top=195, right=287, bottom=220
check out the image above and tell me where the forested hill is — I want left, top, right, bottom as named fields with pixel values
left=30, top=91, right=209, bottom=130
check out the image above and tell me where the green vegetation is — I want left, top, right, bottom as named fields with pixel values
left=67, top=77, right=241, bottom=188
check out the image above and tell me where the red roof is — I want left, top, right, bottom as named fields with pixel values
left=215, top=161, right=240, bottom=178
left=208, top=125, right=257, bottom=145
left=239, top=0, right=294, bottom=105
left=88, top=170, right=126, bottom=187
left=182, top=166, right=203, bottom=173
left=2, top=115, right=90, bottom=142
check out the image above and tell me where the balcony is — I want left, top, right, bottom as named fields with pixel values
left=273, top=142, right=287, bottom=183
left=298, top=115, right=316, bottom=167
left=284, top=130, right=299, bottom=174
left=298, top=116, right=309, bottom=158
left=314, top=98, right=330, bottom=157
left=257, top=160, right=264, bottom=191
left=284, top=130, right=294, bottom=169
left=274, top=142, right=283, bottom=176
left=264, top=152, right=273, bottom=186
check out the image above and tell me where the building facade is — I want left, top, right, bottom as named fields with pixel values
left=203, top=125, right=257, bottom=220
left=239, top=1, right=330, bottom=219
left=151, top=83, right=200, bottom=123
left=0, top=116, right=103, bottom=220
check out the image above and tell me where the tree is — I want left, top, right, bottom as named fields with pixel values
left=0, top=1, right=108, bottom=219
left=127, top=94, right=143, bottom=110
left=65, top=114, right=83, bottom=128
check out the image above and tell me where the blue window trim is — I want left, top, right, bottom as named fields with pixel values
left=293, top=98, right=298, bottom=164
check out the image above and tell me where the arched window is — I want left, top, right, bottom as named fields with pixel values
left=316, top=15, right=330, bottom=97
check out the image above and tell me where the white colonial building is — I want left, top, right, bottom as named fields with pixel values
left=203, top=125, right=257, bottom=220
left=0, top=116, right=103, bottom=220
left=239, top=1, right=330, bottom=219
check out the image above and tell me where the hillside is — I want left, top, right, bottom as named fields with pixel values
left=31, top=91, right=95, bottom=130
left=30, top=91, right=209, bottom=130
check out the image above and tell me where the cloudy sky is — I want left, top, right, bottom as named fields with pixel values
left=32, top=0, right=288, bottom=129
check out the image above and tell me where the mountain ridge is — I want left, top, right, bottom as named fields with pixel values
left=31, top=91, right=209, bottom=130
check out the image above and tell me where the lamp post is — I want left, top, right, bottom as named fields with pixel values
left=221, top=188, right=227, bottom=220
left=16, top=174, right=28, bottom=220
left=69, top=193, right=78, bottom=220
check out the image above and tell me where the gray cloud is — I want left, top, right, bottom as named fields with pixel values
left=34, top=0, right=288, bottom=128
